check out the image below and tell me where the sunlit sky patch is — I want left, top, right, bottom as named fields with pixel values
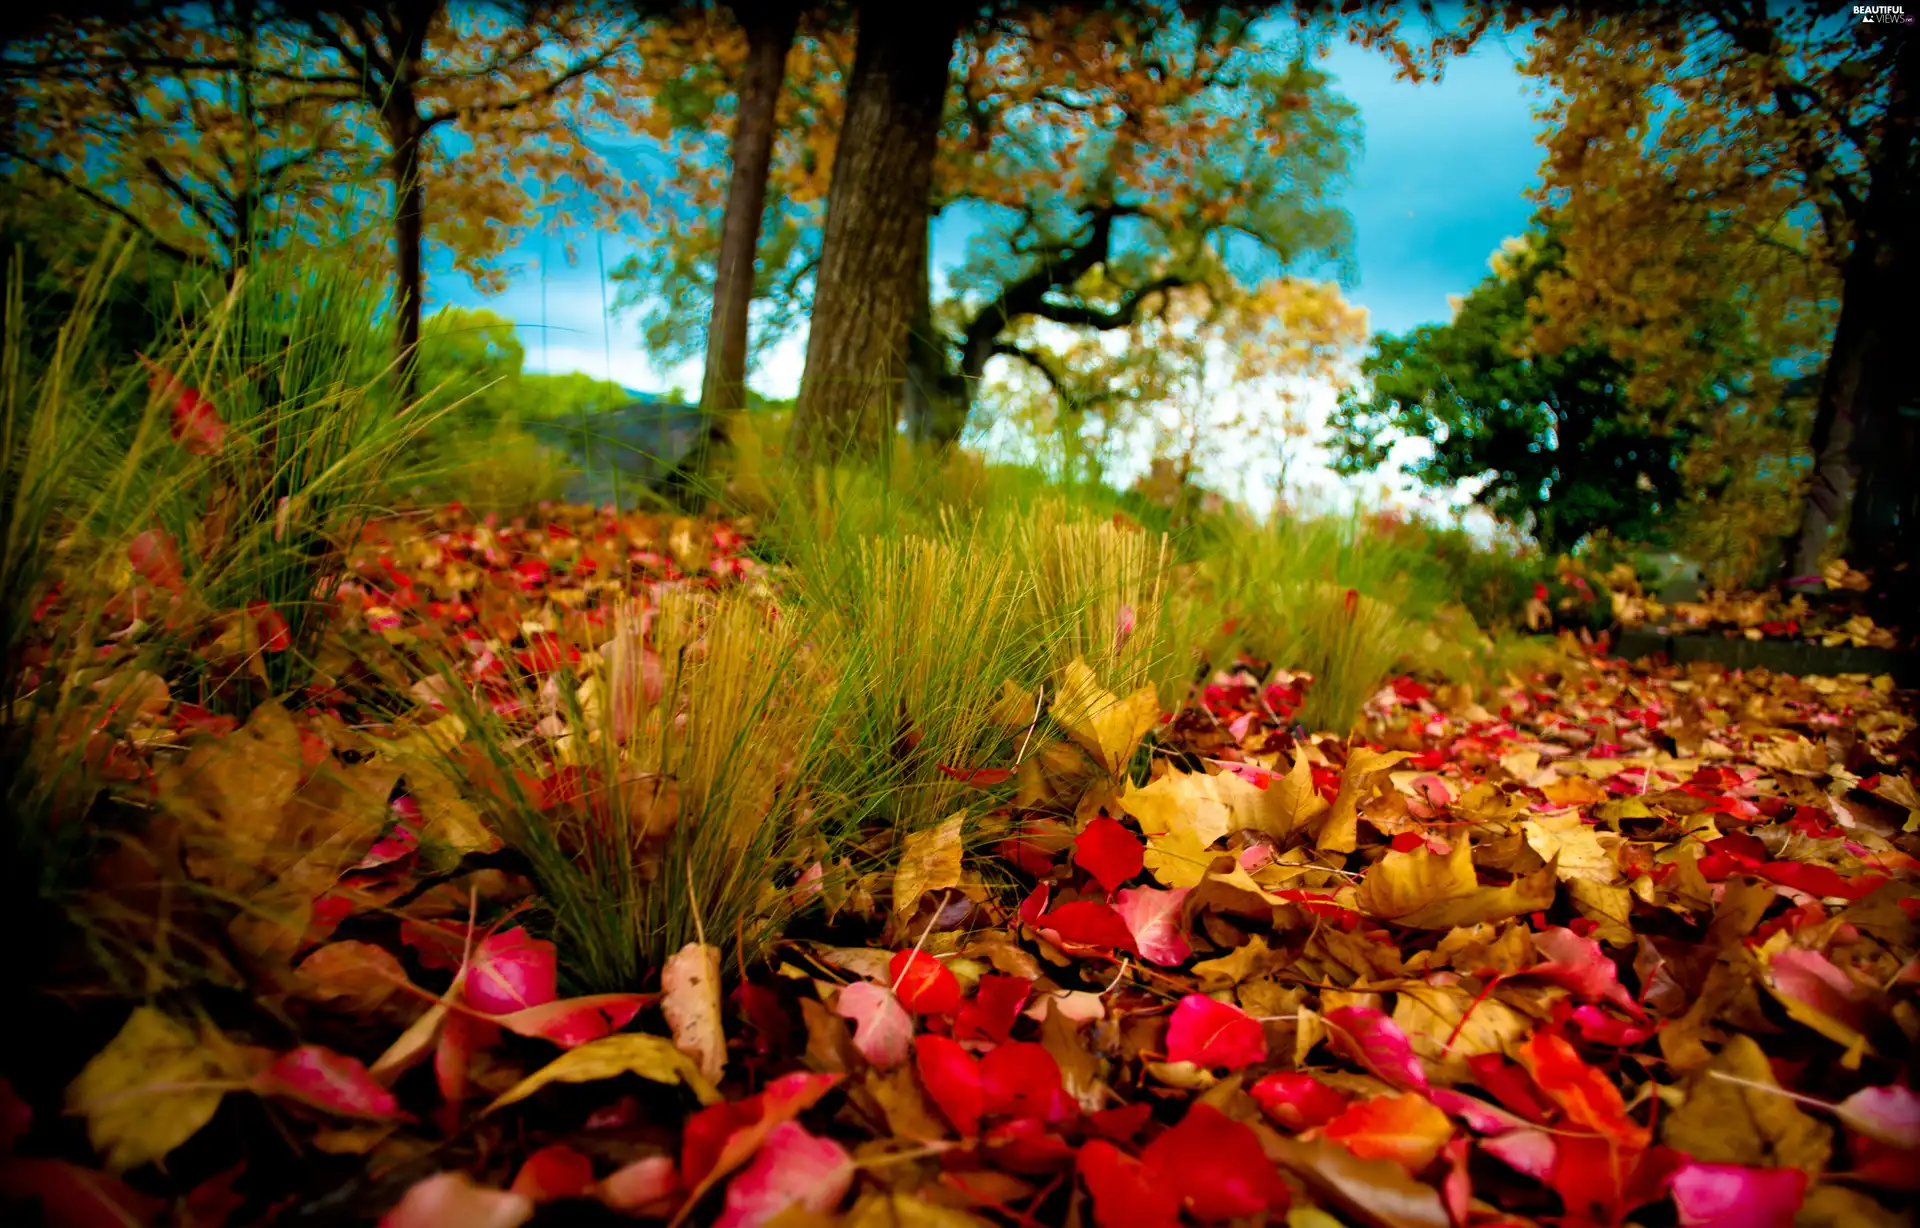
left=429, top=32, right=1548, bottom=523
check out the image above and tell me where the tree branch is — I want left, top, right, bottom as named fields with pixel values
left=0, top=153, right=203, bottom=265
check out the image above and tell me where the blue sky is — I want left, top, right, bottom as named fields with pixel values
left=429, top=32, right=1549, bottom=509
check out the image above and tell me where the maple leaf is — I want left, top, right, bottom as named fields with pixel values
left=1052, top=658, right=1160, bottom=776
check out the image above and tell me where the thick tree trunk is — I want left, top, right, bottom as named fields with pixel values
left=791, top=0, right=959, bottom=462
left=698, top=0, right=799, bottom=431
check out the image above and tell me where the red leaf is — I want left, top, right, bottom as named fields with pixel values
left=465, top=928, right=558, bottom=1015
left=485, top=993, right=649, bottom=1048
left=378, top=1172, right=533, bottom=1228
left=248, top=601, right=292, bottom=653
left=953, top=974, right=1031, bottom=1045
left=1670, top=1161, right=1806, bottom=1228
left=137, top=356, right=227, bottom=457
left=982, top=1117, right=1077, bottom=1173
left=1324, top=1005, right=1429, bottom=1092
left=1141, top=1103, right=1290, bottom=1220
left=1078, top=1139, right=1181, bottom=1228
left=714, top=1122, right=853, bottom=1228
left=1040, top=900, right=1141, bottom=955
left=1165, top=995, right=1266, bottom=1071
left=1251, top=1071, right=1351, bottom=1130
left=0, top=1157, right=168, bottom=1228
left=937, top=764, right=1014, bottom=787
left=128, top=528, right=186, bottom=593
left=914, top=1035, right=984, bottom=1139
left=1113, top=885, right=1192, bottom=966
left=683, top=1072, right=844, bottom=1197
left=510, top=1144, right=595, bottom=1202
left=256, top=1045, right=405, bottom=1120
left=1321, top=1093, right=1454, bottom=1170
left=980, top=1041, right=1073, bottom=1123
left=1075, top=816, right=1144, bottom=893
left=888, top=950, right=962, bottom=1016
left=1515, top=1028, right=1648, bottom=1150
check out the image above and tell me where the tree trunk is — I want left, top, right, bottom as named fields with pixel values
left=698, top=0, right=799, bottom=432
left=387, top=108, right=426, bottom=405
left=791, top=0, right=959, bottom=462
left=382, top=0, right=437, bottom=408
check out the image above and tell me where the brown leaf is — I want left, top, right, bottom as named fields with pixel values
left=1262, top=1129, right=1450, bottom=1228
left=1318, top=747, right=1410, bottom=854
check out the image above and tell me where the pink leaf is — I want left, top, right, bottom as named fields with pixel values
left=1527, top=927, right=1644, bottom=1016
left=1165, top=995, right=1266, bottom=1071
left=256, top=1045, right=405, bottom=1120
left=1481, top=1129, right=1558, bottom=1181
left=1324, top=1005, right=1429, bottom=1092
left=1075, top=816, right=1145, bottom=894
left=1768, top=947, right=1875, bottom=1033
left=1838, top=1084, right=1920, bottom=1149
left=1670, top=1162, right=1807, bottom=1228
left=485, top=993, right=649, bottom=1049
left=888, top=950, right=962, bottom=1015
left=1250, top=1071, right=1350, bottom=1131
left=682, top=1072, right=845, bottom=1201
left=594, top=1155, right=680, bottom=1216
left=247, top=601, right=292, bottom=653
left=1114, top=885, right=1192, bottom=967
left=914, top=1035, right=984, bottom=1138
left=128, top=528, right=185, bottom=593
left=954, top=974, right=1031, bottom=1045
left=464, top=928, right=558, bottom=1014
left=378, top=1172, right=533, bottom=1228
left=1140, top=1103, right=1291, bottom=1220
left=833, top=981, right=912, bottom=1069
left=714, top=1122, right=853, bottom=1228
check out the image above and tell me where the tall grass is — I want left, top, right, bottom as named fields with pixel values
left=1, top=232, right=439, bottom=993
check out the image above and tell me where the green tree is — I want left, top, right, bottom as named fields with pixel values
left=1330, top=230, right=1697, bottom=554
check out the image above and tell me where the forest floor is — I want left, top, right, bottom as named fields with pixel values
left=4, top=505, right=1918, bottom=1228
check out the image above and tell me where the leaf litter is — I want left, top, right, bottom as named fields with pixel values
left=5, top=503, right=1919, bottom=1228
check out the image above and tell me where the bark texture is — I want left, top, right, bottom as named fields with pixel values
left=380, top=0, right=437, bottom=407
left=698, top=0, right=799, bottom=428
left=791, top=0, right=959, bottom=461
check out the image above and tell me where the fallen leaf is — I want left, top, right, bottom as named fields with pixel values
left=1113, top=885, right=1192, bottom=966
left=1355, top=836, right=1556, bottom=929
left=1318, top=747, right=1410, bottom=854
left=1053, top=659, right=1159, bottom=775
left=255, top=1046, right=405, bottom=1121
left=1322, top=1093, right=1454, bottom=1170
left=1662, top=1034, right=1831, bottom=1173
left=1165, top=995, right=1266, bottom=1071
left=662, top=942, right=726, bottom=1085
left=64, top=1007, right=227, bottom=1172
left=487, top=1033, right=721, bottom=1112
left=895, top=812, right=965, bottom=921
left=1669, top=1160, right=1806, bottom=1228
left=378, top=1171, right=532, bottom=1228
left=1075, top=815, right=1144, bottom=893
left=714, top=1121, right=853, bottom=1228
left=834, top=981, right=913, bottom=1070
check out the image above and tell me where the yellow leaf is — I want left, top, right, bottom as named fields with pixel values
left=1317, top=747, right=1410, bottom=854
left=1052, top=658, right=1159, bottom=776
left=1141, top=824, right=1218, bottom=889
left=1392, top=984, right=1529, bottom=1083
left=1355, top=836, right=1557, bottom=929
left=1120, top=772, right=1230, bottom=850
left=65, top=1007, right=228, bottom=1173
left=1193, top=935, right=1275, bottom=991
left=1662, top=1034, right=1832, bottom=1173
left=661, top=942, right=726, bottom=1085
left=1523, top=812, right=1616, bottom=883
left=894, top=812, right=965, bottom=921
left=1274, top=747, right=1331, bottom=835
left=487, top=1034, right=720, bottom=1113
